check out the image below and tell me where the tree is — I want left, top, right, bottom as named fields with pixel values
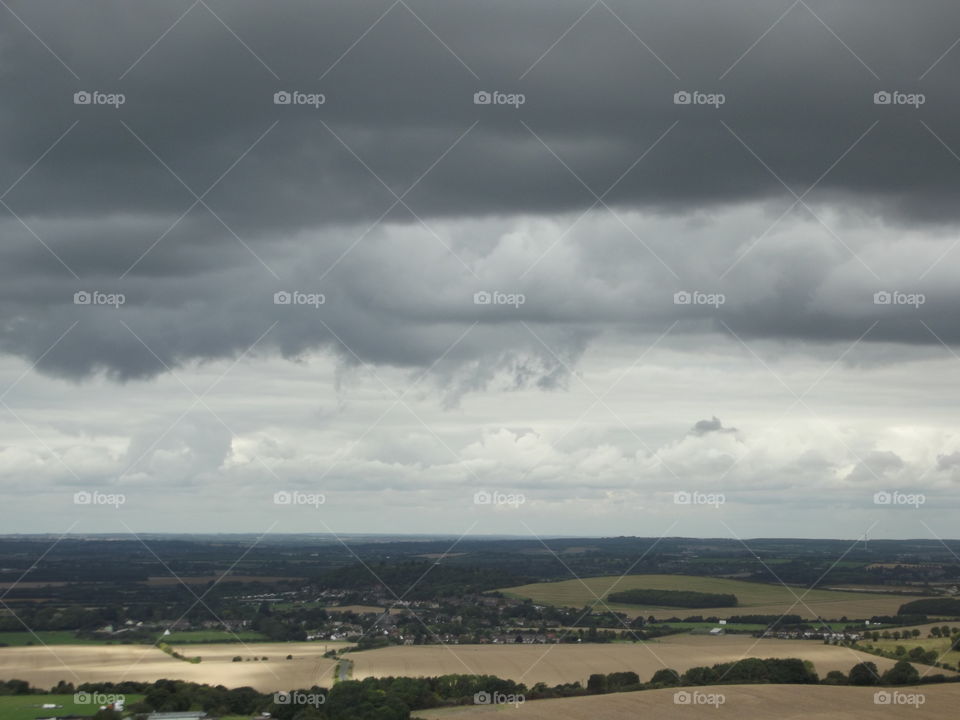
left=823, top=670, right=848, bottom=685
left=882, top=660, right=920, bottom=685
left=848, top=661, right=880, bottom=686
left=92, top=711, right=121, bottom=720
left=586, top=674, right=608, bottom=694
left=683, top=666, right=720, bottom=685
left=649, top=669, right=680, bottom=686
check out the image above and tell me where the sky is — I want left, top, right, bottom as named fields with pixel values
left=1, top=0, right=960, bottom=540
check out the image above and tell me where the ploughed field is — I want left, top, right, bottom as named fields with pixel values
left=418, top=683, right=960, bottom=719
left=499, top=574, right=917, bottom=620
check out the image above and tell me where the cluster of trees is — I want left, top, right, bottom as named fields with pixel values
left=317, top=563, right=528, bottom=600
left=0, top=606, right=115, bottom=633
left=898, top=598, right=960, bottom=616
left=869, top=614, right=929, bottom=626
left=863, top=628, right=922, bottom=641
left=726, top=614, right=803, bottom=626
left=836, top=660, right=923, bottom=686
left=607, top=589, right=738, bottom=608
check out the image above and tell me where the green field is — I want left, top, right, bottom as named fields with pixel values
left=0, top=629, right=268, bottom=647
left=499, top=574, right=920, bottom=620
left=159, top=629, right=268, bottom=643
left=0, top=631, right=115, bottom=647
left=653, top=621, right=766, bottom=632
left=0, top=694, right=143, bottom=720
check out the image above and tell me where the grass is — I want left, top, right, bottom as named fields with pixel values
left=0, top=631, right=115, bottom=647
left=499, top=574, right=919, bottom=620
left=158, top=629, right=268, bottom=643
left=653, top=621, right=766, bottom=632
left=0, top=629, right=269, bottom=647
left=0, top=694, right=143, bottom=720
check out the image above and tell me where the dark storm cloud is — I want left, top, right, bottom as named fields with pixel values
left=3, top=0, right=960, bottom=381
left=3, top=0, right=960, bottom=226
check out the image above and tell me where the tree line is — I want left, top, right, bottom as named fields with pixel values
left=607, top=589, right=738, bottom=608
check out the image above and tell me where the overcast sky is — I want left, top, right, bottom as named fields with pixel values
left=2, top=0, right=960, bottom=541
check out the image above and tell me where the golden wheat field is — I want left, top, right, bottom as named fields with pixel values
left=0, top=635, right=948, bottom=693
left=0, top=641, right=347, bottom=692
left=350, top=634, right=937, bottom=686
left=418, top=683, right=960, bottom=719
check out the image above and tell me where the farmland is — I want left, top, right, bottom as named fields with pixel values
left=159, top=629, right=270, bottom=644
left=0, top=634, right=940, bottom=692
left=0, top=629, right=271, bottom=646
left=500, top=575, right=918, bottom=619
left=348, top=634, right=933, bottom=686
left=0, top=631, right=115, bottom=647
left=0, top=641, right=348, bottom=692
left=859, top=622, right=960, bottom=668
left=418, top=684, right=960, bottom=719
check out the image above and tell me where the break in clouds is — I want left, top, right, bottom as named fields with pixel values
left=1, top=0, right=960, bottom=535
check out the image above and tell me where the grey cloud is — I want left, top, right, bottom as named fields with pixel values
left=2, top=0, right=960, bottom=384
left=937, top=451, right=960, bottom=471
left=690, top=416, right=737, bottom=436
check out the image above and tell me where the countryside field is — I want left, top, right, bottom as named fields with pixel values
left=862, top=622, right=960, bottom=667
left=0, top=631, right=115, bottom=647
left=349, top=634, right=935, bottom=686
left=0, top=629, right=271, bottom=646
left=418, top=684, right=960, bottom=719
left=499, top=575, right=918, bottom=619
left=0, top=641, right=348, bottom=692
left=0, top=635, right=938, bottom=692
